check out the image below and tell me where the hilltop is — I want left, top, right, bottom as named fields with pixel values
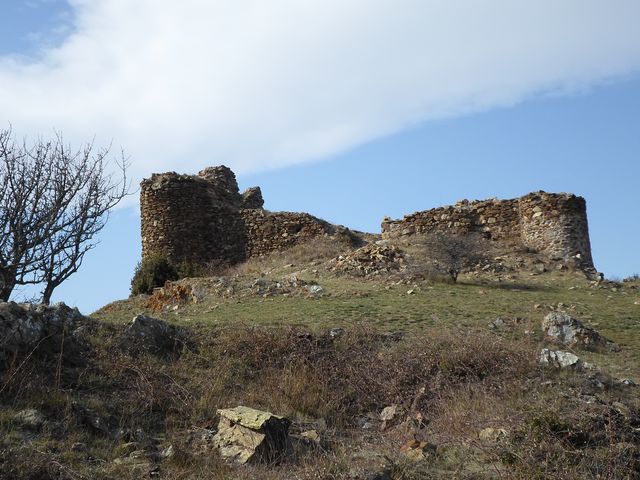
left=1, top=170, right=639, bottom=479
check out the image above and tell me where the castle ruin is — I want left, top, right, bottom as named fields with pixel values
left=140, top=166, right=335, bottom=267
left=382, top=191, right=595, bottom=272
left=140, top=166, right=596, bottom=274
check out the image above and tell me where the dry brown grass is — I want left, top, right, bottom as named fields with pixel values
left=227, top=235, right=360, bottom=278
left=1, top=319, right=638, bottom=479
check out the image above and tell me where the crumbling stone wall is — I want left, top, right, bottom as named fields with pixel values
left=241, top=209, right=334, bottom=258
left=140, top=166, right=333, bottom=267
left=142, top=166, right=595, bottom=273
left=381, top=191, right=595, bottom=270
left=381, top=198, right=521, bottom=242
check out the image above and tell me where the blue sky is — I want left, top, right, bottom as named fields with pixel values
left=1, top=1, right=639, bottom=312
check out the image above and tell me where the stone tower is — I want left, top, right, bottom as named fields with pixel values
left=518, top=191, right=593, bottom=267
left=140, top=166, right=249, bottom=266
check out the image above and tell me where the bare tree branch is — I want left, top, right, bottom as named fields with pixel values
left=0, top=127, right=131, bottom=303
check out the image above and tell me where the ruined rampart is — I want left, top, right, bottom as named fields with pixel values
left=381, top=191, right=594, bottom=269
left=141, top=166, right=595, bottom=274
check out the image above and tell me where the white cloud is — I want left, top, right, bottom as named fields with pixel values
left=1, top=0, right=639, bottom=184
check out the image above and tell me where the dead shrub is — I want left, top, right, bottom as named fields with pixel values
left=168, top=325, right=537, bottom=429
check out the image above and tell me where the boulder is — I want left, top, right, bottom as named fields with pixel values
left=542, top=312, right=619, bottom=351
left=539, top=348, right=582, bottom=369
left=0, top=301, right=87, bottom=364
left=120, top=315, right=189, bottom=357
left=212, top=406, right=291, bottom=464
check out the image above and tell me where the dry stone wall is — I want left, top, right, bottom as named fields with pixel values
left=381, top=191, right=595, bottom=271
left=381, top=198, right=521, bottom=243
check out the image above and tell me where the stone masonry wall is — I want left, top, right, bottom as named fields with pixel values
left=140, top=166, right=334, bottom=267
left=381, top=191, right=594, bottom=270
left=518, top=192, right=593, bottom=266
left=142, top=166, right=595, bottom=273
left=381, top=198, right=521, bottom=242
left=241, top=209, right=334, bottom=258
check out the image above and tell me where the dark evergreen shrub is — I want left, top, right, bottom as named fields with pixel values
left=130, top=253, right=179, bottom=295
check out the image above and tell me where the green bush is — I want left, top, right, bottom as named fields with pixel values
left=176, top=260, right=205, bottom=278
left=130, top=253, right=179, bottom=295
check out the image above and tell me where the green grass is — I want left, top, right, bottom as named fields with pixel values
left=94, top=270, right=640, bottom=380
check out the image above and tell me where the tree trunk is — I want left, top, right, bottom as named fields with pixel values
left=41, top=282, right=57, bottom=305
left=0, top=271, right=16, bottom=301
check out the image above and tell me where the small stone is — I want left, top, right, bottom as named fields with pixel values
left=299, top=430, right=321, bottom=445
left=380, top=405, right=402, bottom=430
left=306, top=284, right=324, bottom=296
left=71, top=442, right=88, bottom=452
left=539, top=348, right=582, bottom=369
left=160, top=444, right=175, bottom=459
left=13, top=409, right=46, bottom=430
left=478, top=427, right=509, bottom=442
left=328, top=328, right=345, bottom=339
left=115, top=442, right=139, bottom=457
left=400, top=439, right=436, bottom=461
left=490, top=318, right=506, bottom=329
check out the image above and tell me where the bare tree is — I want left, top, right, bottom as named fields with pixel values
left=421, top=232, right=487, bottom=282
left=0, top=127, right=129, bottom=303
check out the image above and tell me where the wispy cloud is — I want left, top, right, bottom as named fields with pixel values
left=1, top=0, right=639, bottom=183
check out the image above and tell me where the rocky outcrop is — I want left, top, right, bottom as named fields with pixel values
left=119, top=315, right=189, bottom=357
left=0, top=302, right=87, bottom=364
left=542, top=312, right=619, bottom=352
left=212, top=406, right=291, bottom=464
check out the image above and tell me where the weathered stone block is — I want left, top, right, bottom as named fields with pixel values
left=212, top=406, right=291, bottom=464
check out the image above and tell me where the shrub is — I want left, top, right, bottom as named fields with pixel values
left=177, top=260, right=206, bottom=278
left=130, top=253, right=179, bottom=295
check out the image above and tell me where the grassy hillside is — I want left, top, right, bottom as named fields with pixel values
left=2, top=237, right=639, bottom=479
